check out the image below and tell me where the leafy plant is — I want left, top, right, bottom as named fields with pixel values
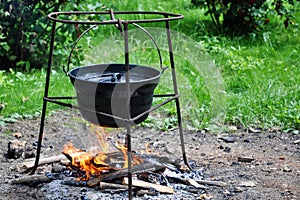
left=0, top=0, right=109, bottom=71
left=191, top=0, right=297, bottom=35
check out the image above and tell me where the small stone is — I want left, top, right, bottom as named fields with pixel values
left=224, top=147, right=231, bottom=153
left=266, top=161, right=273, bottom=165
left=198, top=193, right=213, bottom=199
left=51, top=164, right=66, bottom=173
left=238, top=156, right=254, bottom=162
left=220, top=136, right=236, bottom=143
left=7, top=140, right=27, bottom=159
left=228, top=125, right=238, bottom=131
left=231, top=161, right=240, bottom=166
left=239, top=181, right=256, bottom=187
left=294, top=140, right=300, bottom=144
left=243, top=139, right=251, bottom=143
left=248, top=127, right=261, bottom=133
left=234, top=187, right=243, bottom=192
left=283, top=166, right=292, bottom=172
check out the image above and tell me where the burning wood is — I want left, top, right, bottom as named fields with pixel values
left=62, top=141, right=145, bottom=180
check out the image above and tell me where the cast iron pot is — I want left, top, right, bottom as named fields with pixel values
left=68, top=63, right=160, bottom=127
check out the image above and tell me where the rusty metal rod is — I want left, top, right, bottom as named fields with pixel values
left=123, top=21, right=133, bottom=200
left=30, top=20, right=57, bottom=175
left=48, top=11, right=183, bottom=25
left=165, top=18, right=190, bottom=169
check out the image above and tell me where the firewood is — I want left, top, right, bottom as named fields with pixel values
left=61, top=180, right=88, bottom=187
left=99, top=182, right=128, bottom=190
left=20, top=154, right=67, bottom=169
left=122, top=177, right=174, bottom=194
left=11, top=174, right=51, bottom=186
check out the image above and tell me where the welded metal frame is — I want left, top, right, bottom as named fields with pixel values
left=30, top=10, right=188, bottom=199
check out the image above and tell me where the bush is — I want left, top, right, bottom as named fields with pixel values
left=0, top=0, right=108, bottom=71
left=191, top=0, right=297, bottom=35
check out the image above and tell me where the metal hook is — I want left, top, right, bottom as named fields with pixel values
left=109, top=9, right=123, bottom=33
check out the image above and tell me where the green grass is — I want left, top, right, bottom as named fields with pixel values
left=0, top=0, right=299, bottom=130
left=0, top=69, right=75, bottom=125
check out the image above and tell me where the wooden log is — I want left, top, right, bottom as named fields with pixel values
left=123, top=177, right=174, bottom=194
left=11, top=174, right=51, bottom=186
left=99, top=182, right=128, bottom=190
left=20, top=154, right=67, bottom=169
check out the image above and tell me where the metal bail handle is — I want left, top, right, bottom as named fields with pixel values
left=64, top=10, right=167, bottom=75
left=64, top=24, right=98, bottom=74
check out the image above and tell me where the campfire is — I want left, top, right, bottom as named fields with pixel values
left=13, top=126, right=226, bottom=199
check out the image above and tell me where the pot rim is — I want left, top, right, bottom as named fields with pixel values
left=68, top=63, right=161, bottom=84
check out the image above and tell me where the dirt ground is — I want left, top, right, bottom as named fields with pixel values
left=0, top=109, right=299, bottom=200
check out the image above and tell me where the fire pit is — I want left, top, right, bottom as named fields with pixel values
left=30, top=10, right=189, bottom=200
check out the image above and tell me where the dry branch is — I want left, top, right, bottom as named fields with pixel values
left=11, top=174, right=51, bottom=185
left=123, top=177, right=174, bottom=194
left=20, top=154, right=67, bottom=169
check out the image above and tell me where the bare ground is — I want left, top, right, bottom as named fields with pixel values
left=0, top=109, right=299, bottom=200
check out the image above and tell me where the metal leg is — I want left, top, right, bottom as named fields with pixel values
left=30, top=20, right=57, bottom=174
left=123, top=22, right=133, bottom=199
left=165, top=20, right=190, bottom=169
left=30, top=100, right=47, bottom=174
left=126, top=127, right=133, bottom=200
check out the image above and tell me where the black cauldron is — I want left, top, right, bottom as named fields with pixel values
left=68, top=63, right=160, bottom=127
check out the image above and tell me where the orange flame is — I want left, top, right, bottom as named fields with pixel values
left=62, top=127, right=145, bottom=180
left=63, top=142, right=112, bottom=180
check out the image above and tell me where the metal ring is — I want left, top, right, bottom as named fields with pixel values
left=48, top=11, right=183, bottom=25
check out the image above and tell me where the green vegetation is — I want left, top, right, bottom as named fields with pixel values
left=191, top=0, right=296, bottom=35
left=0, top=0, right=299, bottom=131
